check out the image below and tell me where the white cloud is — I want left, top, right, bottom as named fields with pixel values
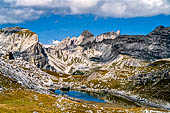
left=69, top=0, right=99, bottom=14
left=0, top=7, right=45, bottom=24
left=43, top=40, right=60, bottom=48
left=52, top=40, right=60, bottom=45
left=1, top=0, right=170, bottom=24
left=100, top=2, right=127, bottom=17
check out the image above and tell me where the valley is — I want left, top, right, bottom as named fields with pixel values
left=0, top=26, right=170, bottom=112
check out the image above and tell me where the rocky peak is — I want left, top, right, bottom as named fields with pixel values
left=152, top=25, right=165, bottom=33
left=148, top=25, right=170, bottom=36
left=98, top=31, right=118, bottom=37
left=2, top=26, right=25, bottom=33
left=54, top=37, right=72, bottom=50
left=1, top=27, right=37, bottom=38
left=81, top=30, right=94, bottom=38
left=155, top=25, right=165, bottom=30
left=96, top=30, right=120, bottom=42
left=52, top=30, right=120, bottom=49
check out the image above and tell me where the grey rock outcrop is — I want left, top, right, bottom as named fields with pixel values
left=45, top=26, right=170, bottom=73
left=0, top=27, right=56, bottom=71
left=0, top=57, right=57, bottom=94
left=130, top=69, right=170, bottom=86
left=112, top=26, right=170, bottom=61
left=1, top=26, right=170, bottom=74
left=53, top=30, right=119, bottom=50
left=85, top=25, right=170, bottom=62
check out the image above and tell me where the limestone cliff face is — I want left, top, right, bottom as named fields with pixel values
left=54, top=30, right=119, bottom=50
left=46, top=26, right=170, bottom=74
left=109, top=25, right=170, bottom=61
left=46, top=30, right=120, bottom=73
left=0, top=27, right=38, bottom=53
left=0, top=27, right=56, bottom=71
left=74, top=25, right=170, bottom=62
left=1, top=26, right=170, bottom=74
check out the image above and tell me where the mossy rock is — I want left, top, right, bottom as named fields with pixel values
left=72, top=70, right=85, bottom=75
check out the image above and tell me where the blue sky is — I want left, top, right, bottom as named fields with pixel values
left=1, top=14, right=170, bottom=44
left=0, top=0, right=170, bottom=44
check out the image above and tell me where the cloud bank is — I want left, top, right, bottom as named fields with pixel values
left=0, top=0, right=170, bottom=24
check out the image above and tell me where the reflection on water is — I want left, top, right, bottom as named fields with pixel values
left=55, top=90, right=139, bottom=108
left=86, top=91, right=139, bottom=108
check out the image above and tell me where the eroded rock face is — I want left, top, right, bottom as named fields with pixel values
left=54, top=30, right=119, bottom=50
left=84, top=25, right=170, bottom=62
left=110, top=25, right=170, bottom=61
left=46, top=30, right=120, bottom=73
left=13, top=43, right=50, bottom=69
left=128, top=60, right=170, bottom=102
left=96, top=31, right=119, bottom=42
left=0, top=27, right=38, bottom=53
left=0, top=27, right=56, bottom=71
left=45, top=26, right=170, bottom=73
left=1, top=26, right=170, bottom=74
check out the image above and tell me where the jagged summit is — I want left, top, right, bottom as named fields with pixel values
left=152, top=25, right=165, bottom=32
left=53, top=29, right=120, bottom=50
left=95, top=30, right=120, bottom=42
left=148, top=25, right=170, bottom=36
left=156, top=25, right=165, bottom=29
left=97, top=30, right=120, bottom=37
left=81, top=30, right=94, bottom=38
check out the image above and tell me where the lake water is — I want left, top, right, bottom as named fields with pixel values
left=55, top=90, right=106, bottom=103
left=55, top=90, right=139, bottom=108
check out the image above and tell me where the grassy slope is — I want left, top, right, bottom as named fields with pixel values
left=1, top=56, right=170, bottom=112
left=0, top=72, right=166, bottom=112
left=0, top=74, right=22, bottom=89
left=0, top=90, right=60, bottom=113
left=0, top=89, right=166, bottom=113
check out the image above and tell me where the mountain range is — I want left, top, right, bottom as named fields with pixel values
left=1, top=25, right=170, bottom=73
left=0, top=25, right=170, bottom=112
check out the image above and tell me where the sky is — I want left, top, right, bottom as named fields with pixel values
left=0, top=0, right=170, bottom=44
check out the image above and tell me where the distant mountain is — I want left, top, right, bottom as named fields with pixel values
left=46, top=29, right=120, bottom=73
left=0, top=26, right=170, bottom=74
left=45, top=25, right=170, bottom=73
